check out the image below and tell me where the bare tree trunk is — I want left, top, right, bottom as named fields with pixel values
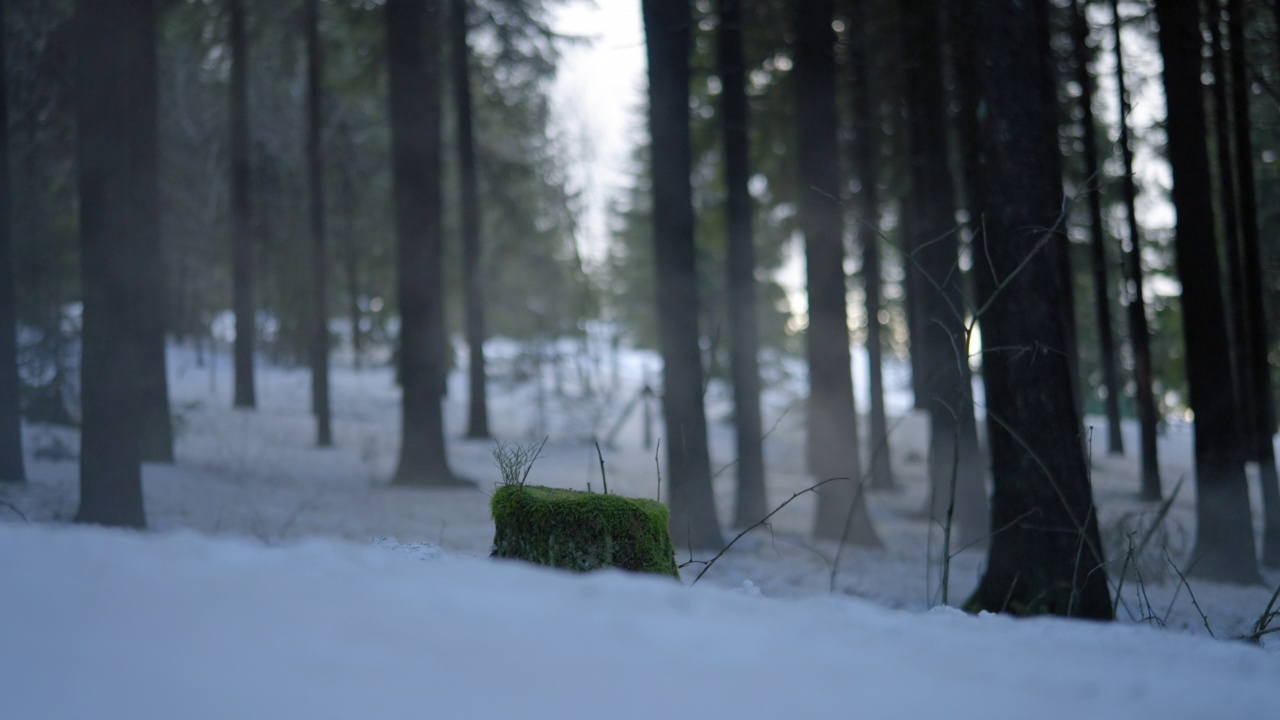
left=386, top=0, right=463, bottom=487
left=451, top=0, right=489, bottom=440
left=847, top=0, right=892, bottom=490
left=903, top=0, right=987, bottom=548
left=958, top=0, right=1110, bottom=619
left=0, top=0, right=23, bottom=483
left=643, top=0, right=723, bottom=550
left=229, top=0, right=255, bottom=409
left=1110, top=0, right=1161, bottom=501
left=75, top=0, right=161, bottom=527
left=1070, top=0, right=1124, bottom=456
left=716, top=0, right=768, bottom=528
left=1154, top=0, right=1260, bottom=585
left=795, top=0, right=880, bottom=545
left=1227, top=0, right=1280, bottom=567
left=306, top=0, right=332, bottom=447
left=1207, top=1, right=1251, bottom=456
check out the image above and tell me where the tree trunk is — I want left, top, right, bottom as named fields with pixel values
left=847, top=0, right=892, bottom=490
left=903, top=0, right=987, bottom=549
left=642, top=0, right=723, bottom=550
left=306, top=0, right=332, bottom=447
left=1153, top=0, right=1260, bottom=584
left=795, top=0, right=879, bottom=546
left=386, top=0, right=463, bottom=487
left=959, top=0, right=1111, bottom=619
left=715, top=0, right=768, bottom=528
left=0, top=0, right=23, bottom=483
left=451, top=0, right=489, bottom=440
left=1208, top=1, right=1251, bottom=458
left=1110, top=0, right=1161, bottom=501
left=74, top=0, right=160, bottom=527
left=1227, top=0, right=1280, bottom=567
left=229, top=0, right=255, bottom=410
left=1070, top=0, right=1124, bottom=457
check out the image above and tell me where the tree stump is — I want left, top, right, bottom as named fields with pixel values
left=490, top=484, right=678, bottom=577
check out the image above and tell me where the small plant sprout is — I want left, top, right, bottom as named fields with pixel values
left=491, top=437, right=548, bottom=488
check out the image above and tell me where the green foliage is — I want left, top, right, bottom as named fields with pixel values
left=490, top=484, right=678, bottom=577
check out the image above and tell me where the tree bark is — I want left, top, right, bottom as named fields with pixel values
left=1070, top=0, right=1124, bottom=457
left=716, top=0, right=768, bottom=528
left=229, top=0, right=256, bottom=409
left=74, top=0, right=160, bottom=527
left=795, top=0, right=879, bottom=545
left=306, top=0, right=332, bottom=447
left=1227, top=0, right=1280, bottom=567
left=903, top=0, right=987, bottom=548
left=1153, top=0, right=1260, bottom=584
left=1208, top=1, right=1251, bottom=458
left=451, top=0, right=489, bottom=440
left=386, top=0, right=463, bottom=487
left=0, top=0, right=24, bottom=483
left=847, top=0, right=892, bottom=490
left=959, top=0, right=1111, bottom=619
left=1110, top=0, right=1162, bottom=501
left=642, top=0, right=723, bottom=550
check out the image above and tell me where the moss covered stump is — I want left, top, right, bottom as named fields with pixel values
left=490, top=484, right=679, bottom=577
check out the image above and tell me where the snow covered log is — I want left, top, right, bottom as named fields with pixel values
left=490, top=484, right=678, bottom=577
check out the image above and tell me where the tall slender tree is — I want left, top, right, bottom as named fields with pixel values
left=959, top=0, right=1111, bottom=619
left=0, top=0, right=24, bottom=483
left=1153, top=0, right=1259, bottom=584
left=74, top=0, right=161, bottom=527
left=846, top=0, right=892, bottom=490
left=715, top=0, right=767, bottom=528
left=903, top=0, right=986, bottom=548
left=795, top=0, right=879, bottom=545
left=306, top=0, right=333, bottom=447
left=452, top=0, right=490, bottom=440
left=1070, top=0, right=1124, bottom=456
left=1226, top=0, right=1280, bottom=567
left=643, top=0, right=723, bottom=550
left=1207, top=3, right=1250, bottom=455
left=386, top=0, right=464, bottom=487
left=1110, top=0, right=1161, bottom=501
left=229, top=0, right=256, bottom=410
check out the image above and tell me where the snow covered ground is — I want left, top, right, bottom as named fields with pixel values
left=2, top=338, right=1279, bottom=718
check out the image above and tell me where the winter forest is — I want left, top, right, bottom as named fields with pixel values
left=3, top=0, right=1280, bottom=716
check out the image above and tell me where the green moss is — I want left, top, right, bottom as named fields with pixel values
left=490, top=484, right=679, bottom=578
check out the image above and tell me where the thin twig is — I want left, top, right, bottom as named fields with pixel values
left=1165, top=550, right=1215, bottom=639
left=692, top=476, right=852, bottom=585
left=0, top=499, right=28, bottom=522
left=594, top=441, right=608, bottom=495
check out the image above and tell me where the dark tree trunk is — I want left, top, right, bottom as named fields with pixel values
left=306, top=0, right=332, bottom=447
left=74, top=0, right=160, bottom=527
left=903, top=0, right=987, bottom=548
left=386, top=0, right=462, bottom=487
left=958, top=0, right=1111, bottom=619
left=451, top=0, right=489, bottom=440
left=0, top=0, right=23, bottom=483
left=642, top=0, right=723, bottom=550
left=795, top=0, right=879, bottom=545
left=1070, top=0, right=1124, bottom=457
left=0, top=0, right=24, bottom=484
left=847, top=0, right=892, bottom=490
left=716, top=0, right=768, bottom=527
left=1110, top=0, right=1161, bottom=501
left=1154, top=0, right=1260, bottom=584
left=1227, top=0, right=1280, bottom=567
left=1208, top=1, right=1251, bottom=456
left=229, top=0, right=255, bottom=409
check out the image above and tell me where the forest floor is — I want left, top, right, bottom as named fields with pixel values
left=2, top=338, right=1280, bottom=712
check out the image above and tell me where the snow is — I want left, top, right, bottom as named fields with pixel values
left=2, top=338, right=1279, bottom=718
